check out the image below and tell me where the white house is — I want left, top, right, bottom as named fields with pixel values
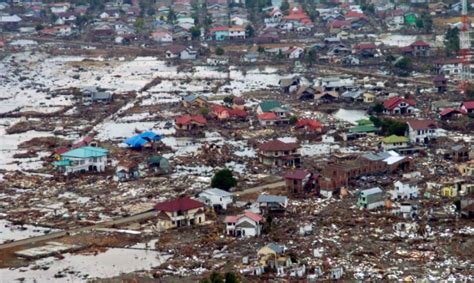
left=224, top=211, right=263, bottom=237
left=406, top=120, right=439, bottom=144
left=287, top=47, right=304, bottom=59
left=54, top=146, right=108, bottom=174
left=229, top=27, right=246, bottom=39
left=382, top=135, right=409, bottom=151
left=151, top=31, right=173, bottom=42
left=50, top=4, right=69, bottom=14
left=390, top=180, right=419, bottom=200
left=198, top=188, right=233, bottom=210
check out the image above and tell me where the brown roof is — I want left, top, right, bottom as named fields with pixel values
left=154, top=196, right=204, bottom=212
left=258, top=140, right=299, bottom=151
left=407, top=120, right=438, bottom=130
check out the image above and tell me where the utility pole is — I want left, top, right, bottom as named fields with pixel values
left=459, top=0, right=471, bottom=93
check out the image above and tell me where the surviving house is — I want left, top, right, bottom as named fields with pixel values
left=284, top=169, right=319, bottom=197
left=256, top=101, right=290, bottom=125
left=295, top=119, right=323, bottom=133
left=383, top=96, right=417, bottom=115
left=382, top=135, right=409, bottom=151
left=154, top=197, right=206, bottom=230
left=406, top=120, right=439, bottom=144
left=182, top=94, right=208, bottom=108
left=224, top=211, right=264, bottom=237
left=461, top=101, right=474, bottom=114
left=256, top=195, right=288, bottom=214
left=211, top=104, right=247, bottom=120
left=82, top=87, right=113, bottom=105
left=175, top=115, right=207, bottom=131
left=165, top=45, right=197, bottom=60
left=124, top=131, right=161, bottom=149
left=390, top=180, right=419, bottom=200
left=198, top=188, right=233, bottom=210
left=257, top=140, right=301, bottom=167
left=401, top=40, right=431, bottom=57
left=53, top=146, right=108, bottom=175
left=433, top=75, right=448, bottom=93
left=357, top=187, right=384, bottom=210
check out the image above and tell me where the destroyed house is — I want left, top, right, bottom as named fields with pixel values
left=284, top=169, right=319, bottom=197
left=148, top=156, right=170, bottom=174
left=154, top=197, right=205, bottom=230
left=115, top=161, right=140, bottom=182
left=256, top=195, right=288, bottom=214
left=224, top=211, right=263, bottom=238
left=257, top=140, right=301, bottom=167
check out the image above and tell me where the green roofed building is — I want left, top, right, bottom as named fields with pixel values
left=53, top=146, right=108, bottom=175
left=382, top=135, right=409, bottom=151
left=349, top=124, right=377, bottom=134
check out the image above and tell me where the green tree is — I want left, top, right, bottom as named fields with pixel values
left=281, top=0, right=290, bottom=15
left=209, top=272, right=224, bottom=283
left=224, top=272, right=239, bottom=283
left=306, top=48, right=317, bottom=65
left=223, top=96, right=234, bottom=105
left=215, top=47, right=225, bottom=56
left=245, top=24, right=254, bottom=38
left=394, top=57, right=411, bottom=70
left=444, top=27, right=460, bottom=57
left=211, top=169, right=237, bottom=191
left=167, top=8, right=177, bottom=24
left=289, top=115, right=298, bottom=124
left=35, top=24, right=44, bottom=31
left=371, top=103, right=384, bottom=114
left=257, top=46, right=265, bottom=53
left=134, top=17, right=145, bottom=31
left=200, top=107, right=209, bottom=116
left=465, top=84, right=474, bottom=99
left=190, top=26, right=201, bottom=39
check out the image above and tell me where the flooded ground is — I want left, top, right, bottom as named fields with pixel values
left=0, top=248, right=171, bottom=282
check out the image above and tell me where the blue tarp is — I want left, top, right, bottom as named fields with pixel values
left=124, top=131, right=161, bottom=148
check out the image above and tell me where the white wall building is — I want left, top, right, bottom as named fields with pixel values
left=390, top=181, right=419, bottom=200
left=199, top=188, right=233, bottom=210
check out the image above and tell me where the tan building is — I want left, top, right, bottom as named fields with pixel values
left=154, top=197, right=206, bottom=230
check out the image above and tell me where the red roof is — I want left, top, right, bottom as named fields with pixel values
left=462, top=101, right=474, bottom=110
left=54, top=147, right=69, bottom=155
left=407, top=120, right=438, bottom=130
left=296, top=119, right=323, bottom=131
left=209, top=26, right=229, bottom=33
left=354, top=42, right=376, bottom=50
left=175, top=115, right=207, bottom=125
left=258, top=140, right=299, bottom=151
left=439, top=108, right=466, bottom=117
left=243, top=211, right=263, bottom=222
left=410, top=40, right=430, bottom=47
left=284, top=169, right=310, bottom=180
left=228, top=108, right=247, bottom=118
left=345, top=11, right=366, bottom=19
left=258, top=112, right=279, bottom=121
left=383, top=97, right=416, bottom=110
left=329, top=20, right=351, bottom=29
left=154, top=197, right=204, bottom=212
left=224, top=211, right=263, bottom=223
left=212, top=104, right=247, bottom=118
